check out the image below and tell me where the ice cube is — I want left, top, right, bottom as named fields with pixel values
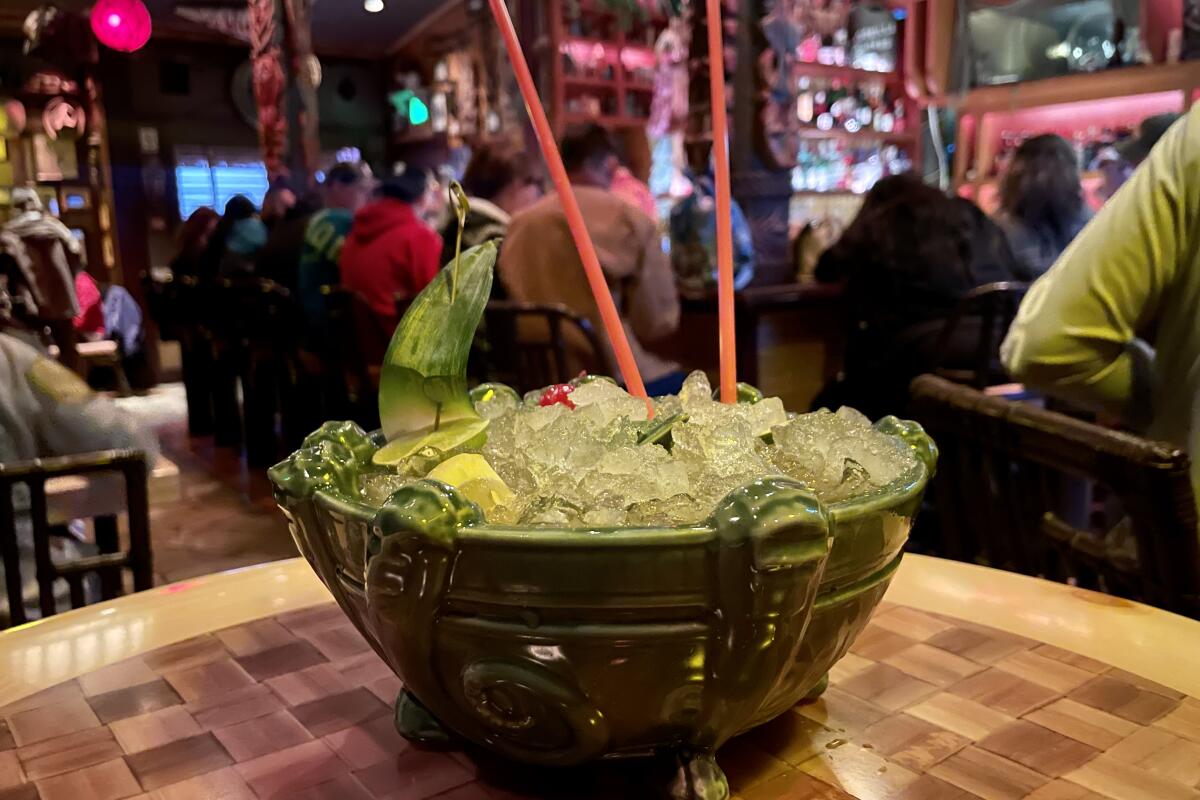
left=523, top=404, right=570, bottom=432
left=569, top=379, right=625, bottom=406
left=586, top=444, right=690, bottom=508
left=582, top=506, right=627, bottom=527
left=359, top=472, right=412, bottom=506
left=654, top=394, right=684, bottom=419
left=826, top=434, right=914, bottom=489
left=747, top=397, right=788, bottom=437
left=570, top=380, right=649, bottom=425
left=678, top=370, right=714, bottom=413
left=835, top=406, right=873, bottom=431
left=521, top=496, right=584, bottom=526
left=769, top=407, right=916, bottom=500
left=672, top=414, right=777, bottom=509
left=470, top=385, right=910, bottom=525
left=474, top=388, right=520, bottom=420
left=626, top=494, right=704, bottom=527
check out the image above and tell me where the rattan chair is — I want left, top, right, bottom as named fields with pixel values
left=932, top=281, right=1029, bottom=389
left=206, top=277, right=300, bottom=466
left=324, top=287, right=390, bottom=430
left=0, top=451, right=153, bottom=628
left=909, top=374, right=1200, bottom=617
left=480, top=301, right=613, bottom=393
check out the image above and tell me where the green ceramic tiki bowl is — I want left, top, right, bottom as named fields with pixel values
left=269, top=412, right=936, bottom=799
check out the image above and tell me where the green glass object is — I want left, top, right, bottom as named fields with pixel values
left=269, top=397, right=936, bottom=799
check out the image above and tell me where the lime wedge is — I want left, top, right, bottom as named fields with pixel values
left=426, top=453, right=514, bottom=515
left=373, top=418, right=489, bottom=466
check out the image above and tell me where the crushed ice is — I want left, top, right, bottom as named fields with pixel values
left=366, top=372, right=918, bottom=527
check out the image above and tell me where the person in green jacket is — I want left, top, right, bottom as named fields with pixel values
left=295, top=161, right=376, bottom=343
left=1001, top=106, right=1200, bottom=507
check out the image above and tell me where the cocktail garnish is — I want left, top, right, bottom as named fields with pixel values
left=538, top=383, right=577, bottom=409
left=376, top=240, right=496, bottom=463
left=448, top=182, right=469, bottom=303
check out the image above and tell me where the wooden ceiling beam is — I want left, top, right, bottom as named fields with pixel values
left=387, top=0, right=465, bottom=57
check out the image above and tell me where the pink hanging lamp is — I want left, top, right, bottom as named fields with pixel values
left=91, top=0, right=152, bottom=53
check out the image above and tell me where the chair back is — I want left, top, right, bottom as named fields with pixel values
left=205, top=277, right=300, bottom=463
left=0, top=451, right=152, bottom=628
left=323, top=287, right=390, bottom=428
left=481, top=301, right=613, bottom=393
left=909, top=374, right=1200, bottom=617
left=932, top=281, right=1029, bottom=388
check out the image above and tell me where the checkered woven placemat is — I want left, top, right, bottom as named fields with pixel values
left=1, top=601, right=1197, bottom=800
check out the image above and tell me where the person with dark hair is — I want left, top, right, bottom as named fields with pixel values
left=170, top=207, right=219, bottom=280
left=199, top=195, right=260, bottom=280
left=292, top=162, right=376, bottom=335
left=814, top=174, right=1022, bottom=418
left=340, top=166, right=442, bottom=333
left=439, top=144, right=543, bottom=267
left=996, top=134, right=1092, bottom=278
left=259, top=162, right=374, bottom=293
left=217, top=202, right=268, bottom=278
left=261, top=180, right=297, bottom=230
left=1003, top=107, right=1200, bottom=516
left=498, top=124, right=682, bottom=393
left=1097, top=112, right=1182, bottom=201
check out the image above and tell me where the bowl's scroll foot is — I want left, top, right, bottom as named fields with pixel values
left=395, top=689, right=453, bottom=746
left=669, top=752, right=729, bottom=800
left=803, top=673, right=830, bottom=702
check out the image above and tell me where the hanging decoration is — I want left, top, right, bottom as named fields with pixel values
left=90, top=0, right=152, bottom=53
left=247, top=0, right=289, bottom=180
left=25, top=5, right=99, bottom=64
left=0, top=101, right=27, bottom=138
left=42, top=97, right=86, bottom=140
left=22, top=6, right=60, bottom=54
left=175, top=5, right=251, bottom=42
left=282, top=0, right=320, bottom=187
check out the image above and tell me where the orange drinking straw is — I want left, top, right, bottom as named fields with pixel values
left=485, top=0, right=650, bottom=408
left=706, top=0, right=738, bottom=404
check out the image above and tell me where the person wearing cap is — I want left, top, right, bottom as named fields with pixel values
left=339, top=166, right=442, bottom=334
left=292, top=161, right=376, bottom=340
left=1098, top=112, right=1182, bottom=202
left=261, top=180, right=298, bottom=231
left=1002, top=106, right=1200, bottom=516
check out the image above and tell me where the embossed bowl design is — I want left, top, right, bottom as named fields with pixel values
left=269, top=414, right=936, bottom=796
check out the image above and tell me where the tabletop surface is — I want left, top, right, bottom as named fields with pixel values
left=1, top=556, right=1198, bottom=800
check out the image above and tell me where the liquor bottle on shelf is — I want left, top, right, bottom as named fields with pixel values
left=793, top=139, right=914, bottom=194
left=793, top=76, right=903, bottom=135
left=891, top=93, right=905, bottom=134
left=797, top=77, right=815, bottom=125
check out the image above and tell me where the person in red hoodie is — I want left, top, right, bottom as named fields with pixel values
left=339, top=167, right=442, bottom=334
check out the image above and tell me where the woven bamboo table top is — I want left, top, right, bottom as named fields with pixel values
left=1, top=596, right=1196, bottom=800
